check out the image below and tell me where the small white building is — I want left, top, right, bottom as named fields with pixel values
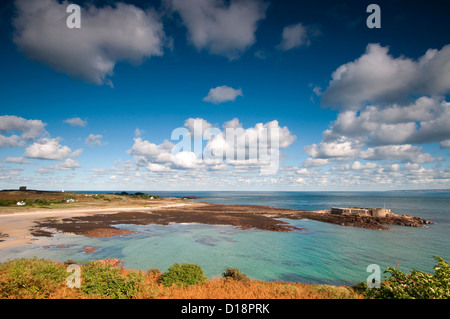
left=66, top=198, right=75, bottom=203
left=16, top=201, right=26, bottom=206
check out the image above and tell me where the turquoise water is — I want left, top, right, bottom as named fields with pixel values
left=0, top=191, right=449, bottom=286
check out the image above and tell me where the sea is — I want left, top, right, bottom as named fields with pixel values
left=1, top=191, right=449, bottom=286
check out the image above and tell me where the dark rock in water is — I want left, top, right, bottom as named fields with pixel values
left=195, top=236, right=219, bottom=246
left=0, top=232, right=8, bottom=242
left=43, top=244, right=76, bottom=249
left=29, top=228, right=54, bottom=237
left=183, top=196, right=200, bottom=199
left=83, top=246, right=98, bottom=254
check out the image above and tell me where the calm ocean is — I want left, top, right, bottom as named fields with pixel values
left=1, top=191, right=449, bottom=286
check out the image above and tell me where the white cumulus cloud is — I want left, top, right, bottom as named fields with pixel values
left=322, top=43, right=450, bottom=109
left=305, top=43, right=450, bottom=171
left=203, top=86, right=243, bottom=104
left=0, top=115, right=46, bottom=146
left=128, top=137, right=198, bottom=170
left=166, top=0, right=267, bottom=60
left=128, top=118, right=295, bottom=175
left=85, top=134, right=105, bottom=146
left=277, top=23, right=319, bottom=51
left=47, top=158, right=81, bottom=170
left=322, top=97, right=450, bottom=146
left=5, top=157, right=32, bottom=164
left=64, top=117, right=87, bottom=127
left=25, top=137, right=82, bottom=160
left=440, top=140, right=450, bottom=148
left=13, top=0, right=166, bottom=86
left=184, top=118, right=212, bottom=138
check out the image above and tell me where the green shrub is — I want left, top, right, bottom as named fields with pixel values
left=0, top=258, right=147, bottom=299
left=159, top=263, right=207, bottom=287
left=222, top=267, right=248, bottom=282
left=24, top=199, right=33, bottom=206
left=0, top=199, right=33, bottom=206
left=0, top=199, right=15, bottom=206
left=80, top=261, right=143, bottom=299
left=355, top=256, right=450, bottom=299
left=34, top=198, right=50, bottom=206
left=0, top=258, right=67, bottom=298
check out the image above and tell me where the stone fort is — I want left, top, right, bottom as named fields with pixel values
left=330, top=207, right=391, bottom=217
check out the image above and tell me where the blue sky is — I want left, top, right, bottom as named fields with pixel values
left=1, top=0, right=450, bottom=191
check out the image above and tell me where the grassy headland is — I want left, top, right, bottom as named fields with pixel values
left=0, top=190, right=169, bottom=213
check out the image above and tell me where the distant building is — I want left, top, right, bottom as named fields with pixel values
left=370, top=208, right=391, bottom=217
left=331, top=207, right=391, bottom=217
left=16, top=201, right=26, bottom=206
left=331, top=207, right=352, bottom=215
left=19, top=186, right=27, bottom=191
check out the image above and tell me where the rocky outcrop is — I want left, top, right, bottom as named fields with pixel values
left=29, top=203, right=433, bottom=238
left=273, top=210, right=433, bottom=230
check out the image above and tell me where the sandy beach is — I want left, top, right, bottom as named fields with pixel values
left=0, top=196, right=192, bottom=248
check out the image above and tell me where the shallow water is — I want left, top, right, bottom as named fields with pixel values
left=0, top=191, right=449, bottom=286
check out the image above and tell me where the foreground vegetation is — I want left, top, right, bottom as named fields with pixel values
left=353, top=256, right=450, bottom=299
left=0, top=258, right=360, bottom=299
left=0, top=256, right=447, bottom=299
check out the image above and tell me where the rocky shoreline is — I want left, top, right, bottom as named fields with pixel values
left=262, top=209, right=433, bottom=230
left=29, top=202, right=433, bottom=238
